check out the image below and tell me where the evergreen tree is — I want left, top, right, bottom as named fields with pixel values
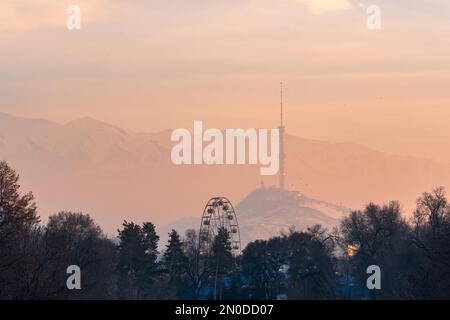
left=117, top=221, right=160, bottom=299
left=139, top=222, right=160, bottom=296
left=163, top=229, right=188, bottom=298
left=211, top=227, right=234, bottom=300
left=0, top=160, right=38, bottom=233
left=0, top=161, right=39, bottom=299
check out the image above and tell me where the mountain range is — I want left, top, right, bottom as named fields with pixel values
left=1, top=112, right=450, bottom=243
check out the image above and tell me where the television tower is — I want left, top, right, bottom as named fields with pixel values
left=279, top=82, right=286, bottom=190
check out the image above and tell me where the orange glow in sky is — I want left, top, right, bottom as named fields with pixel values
left=1, top=0, right=450, bottom=163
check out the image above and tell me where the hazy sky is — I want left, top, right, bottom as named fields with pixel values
left=1, top=0, right=450, bottom=162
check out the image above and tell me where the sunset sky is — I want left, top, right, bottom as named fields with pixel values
left=1, top=0, right=450, bottom=162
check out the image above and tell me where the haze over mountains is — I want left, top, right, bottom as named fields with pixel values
left=1, top=112, right=450, bottom=240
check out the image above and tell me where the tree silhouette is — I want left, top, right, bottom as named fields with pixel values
left=182, top=229, right=212, bottom=299
left=42, top=211, right=116, bottom=299
left=211, top=227, right=234, bottom=300
left=2, top=159, right=450, bottom=300
left=411, top=187, right=450, bottom=298
left=0, top=161, right=39, bottom=299
left=340, top=201, right=414, bottom=299
left=163, top=229, right=188, bottom=298
left=286, top=226, right=337, bottom=299
left=242, top=239, right=281, bottom=299
left=117, top=221, right=160, bottom=299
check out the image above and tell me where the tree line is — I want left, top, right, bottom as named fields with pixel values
left=0, top=160, right=449, bottom=299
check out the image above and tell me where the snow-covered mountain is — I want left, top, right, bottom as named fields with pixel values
left=160, top=187, right=348, bottom=247
left=0, top=113, right=165, bottom=168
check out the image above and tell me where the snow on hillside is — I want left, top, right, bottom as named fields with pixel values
left=160, top=187, right=349, bottom=248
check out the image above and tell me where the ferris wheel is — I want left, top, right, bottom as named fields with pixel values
left=198, top=197, right=241, bottom=256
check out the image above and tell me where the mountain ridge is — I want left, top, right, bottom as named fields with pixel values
left=1, top=111, right=449, bottom=235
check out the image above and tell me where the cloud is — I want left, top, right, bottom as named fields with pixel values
left=294, top=0, right=352, bottom=14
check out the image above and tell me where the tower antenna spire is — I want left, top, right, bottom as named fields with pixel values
left=279, top=82, right=285, bottom=190
left=280, top=82, right=283, bottom=127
